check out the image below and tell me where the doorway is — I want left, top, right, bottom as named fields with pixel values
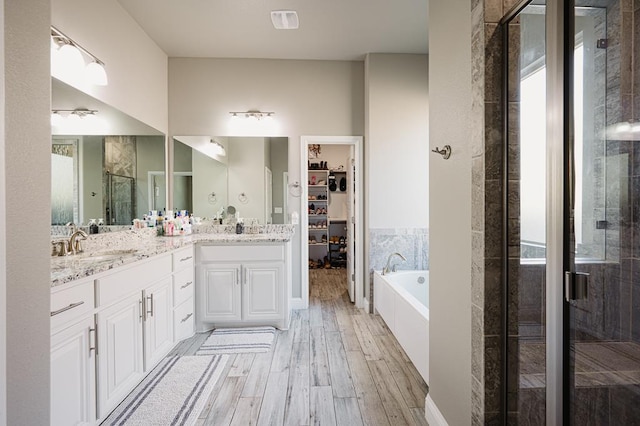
left=300, top=136, right=364, bottom=309
left=503, top=1, right=640, bottom=424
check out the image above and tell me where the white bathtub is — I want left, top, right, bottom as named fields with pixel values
left=374, top=270, right=429, bottom=384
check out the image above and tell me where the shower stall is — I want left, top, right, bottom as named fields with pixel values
left=503, top=0, right=640, bottom=423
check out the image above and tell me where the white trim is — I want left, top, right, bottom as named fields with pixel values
left=300, top=136, right=364, bottom=310
left=290, top=297, right=305, bottom=310
left=425, top=395, right=448, bottom=426
left=363, top=297, right=370, bottom=314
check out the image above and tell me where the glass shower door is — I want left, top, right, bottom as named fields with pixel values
left=106, top=172, right=135, bottom=225
left=567, top=1, right=640, bottom=424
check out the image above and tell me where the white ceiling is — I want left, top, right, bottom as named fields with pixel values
left=117, top=0, right=428, bottom=61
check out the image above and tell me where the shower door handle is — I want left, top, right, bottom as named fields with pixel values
left=564, top=271, right=589, bottom=301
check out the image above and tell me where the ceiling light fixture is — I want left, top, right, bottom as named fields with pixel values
left=210, top=138, right=227, bottom=157
left=270, top=10, right=299, bottom=30
left=51, top=26, right=108, bottom=86
left=229, top=110, right=275, bottom=120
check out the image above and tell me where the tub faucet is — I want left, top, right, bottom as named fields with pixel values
left=382, top=252, right=406, bottom=275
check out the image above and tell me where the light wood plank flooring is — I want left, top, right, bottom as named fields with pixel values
left=170, top=268, right=429, bottom=426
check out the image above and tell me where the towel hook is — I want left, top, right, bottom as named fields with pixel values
left=431, top=145, right=452, bottom=160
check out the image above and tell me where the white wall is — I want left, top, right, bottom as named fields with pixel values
left=169, top=58, right=364, bottom=299
left=428, top=1, right=472, bottom=425
left=3, top=0, right=51, bottom=423
left=51, top=0, right=168, bottom=134
left=365, top=54, right=429, bottom=229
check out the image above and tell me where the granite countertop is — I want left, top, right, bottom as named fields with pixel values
left=51, top=224, right=296, bottom=288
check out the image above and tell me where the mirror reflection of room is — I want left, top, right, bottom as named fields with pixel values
left=51, top=77, right=166, bottom=231
left=173, top=136, right=288, bottom=225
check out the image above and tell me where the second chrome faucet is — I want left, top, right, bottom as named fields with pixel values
left=382, top=252, right=406, bottom=275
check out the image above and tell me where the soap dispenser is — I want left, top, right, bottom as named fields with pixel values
left=89, top=219, right=99, bottom=234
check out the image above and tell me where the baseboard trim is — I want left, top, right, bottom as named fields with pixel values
left=290, top=297, right=306, bottom=310
left=425, top=395, right=448, bottom=426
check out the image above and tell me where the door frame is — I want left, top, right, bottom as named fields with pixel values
left=300, top=136, right=364, bottom=309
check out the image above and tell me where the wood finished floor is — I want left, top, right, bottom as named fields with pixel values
left=170, top=268, right=429, bottom=426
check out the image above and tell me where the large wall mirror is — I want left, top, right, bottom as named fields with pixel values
left=51, top=78, right=166, bottom=227
left=173, top=136, right=289, bottom=225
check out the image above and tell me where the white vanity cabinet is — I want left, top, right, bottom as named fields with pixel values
left=172, top=246, right=195, bottom=342
left=50, top=278, right=96, bottom=426
left=96, top=292, right=145, bottom=418
left=143, top=277, right=174, bottom=370
left=196, top=242, right=291, bottom=331
left=93, top=253, right=174, bottom=419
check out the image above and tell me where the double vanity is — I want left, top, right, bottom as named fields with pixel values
left=50, top=225, right=294, bottom=425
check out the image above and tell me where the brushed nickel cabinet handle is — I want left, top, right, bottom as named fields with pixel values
left=89, top=325, right=97, bottom=355
left=180, top=281, right=193, bottom=289
left=139, top=299, right=144, bottom=321
left=181, top=313, right=193, bottom=323
left=179, top=256, right=193, bottom=262
left=147, top=294, right=154, bottom=317
left=50, top=301, right=84, bottom=317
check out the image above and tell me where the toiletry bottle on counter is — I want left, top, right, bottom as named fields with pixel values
left=236, top=220, right=244, bottom=234
left=89, top=219, right=99, bottom=234
left=156, top=212, right=164, bottom=236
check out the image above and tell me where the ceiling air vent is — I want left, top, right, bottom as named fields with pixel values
left=271, top=10, right=299, bottom=30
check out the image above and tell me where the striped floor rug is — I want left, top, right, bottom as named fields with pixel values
left=196, top=326, right=277, bottom=355
left=102, top=355, right=228, bottom=425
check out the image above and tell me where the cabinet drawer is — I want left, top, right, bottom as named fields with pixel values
left=198, top=244, right=284, bottom=262
left=173, top=247, right=194, bottom=272
left=96, top=255, right=171, bottom=307
left=174, top=298, right=194, bottom=342
left=51, top=279, right=95, bottom=330
left=173, top=268, right=194, bottom=306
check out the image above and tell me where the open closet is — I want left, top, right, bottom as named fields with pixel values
left=301, top=136, right=363, bottom=308
left=307, top=143, right=354, bottom=269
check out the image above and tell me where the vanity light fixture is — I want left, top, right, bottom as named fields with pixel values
left=210, top=138, right=227, bottom=156
left=51, top=26, right=108, bottom=86
left=229, top=110, right=275, bottom=120
left=51, top=108, right=99, bottom=126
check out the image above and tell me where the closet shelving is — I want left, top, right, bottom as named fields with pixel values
left=308, top=169, right=329, bottom=253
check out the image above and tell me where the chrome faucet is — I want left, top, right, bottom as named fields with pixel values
left=382, top=252, right=406, bottom=275
left=68, top=229, right=88, bottom=255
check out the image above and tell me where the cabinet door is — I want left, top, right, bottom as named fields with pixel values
left=97, top=293, right=144, bottom=419
left=51, top=316, right=96, bottom=426
left=200, top=263, right=242, bottom=321
left=144, top=277, right=174, bottom=369
left=243, top=262, right=284, bottom=321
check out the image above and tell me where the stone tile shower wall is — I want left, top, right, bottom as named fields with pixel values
left=103, top=136, right=137, bottom=224
left=470, top=0, right=510, bottom=424
left=469, top=1, right=640, bottom=424
left=367, top=228, right=428, bottom=310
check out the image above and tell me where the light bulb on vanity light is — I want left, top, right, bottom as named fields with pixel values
left=85, top=60, right=108, bottom=86
left=56, top=43, right=85, bottom=80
